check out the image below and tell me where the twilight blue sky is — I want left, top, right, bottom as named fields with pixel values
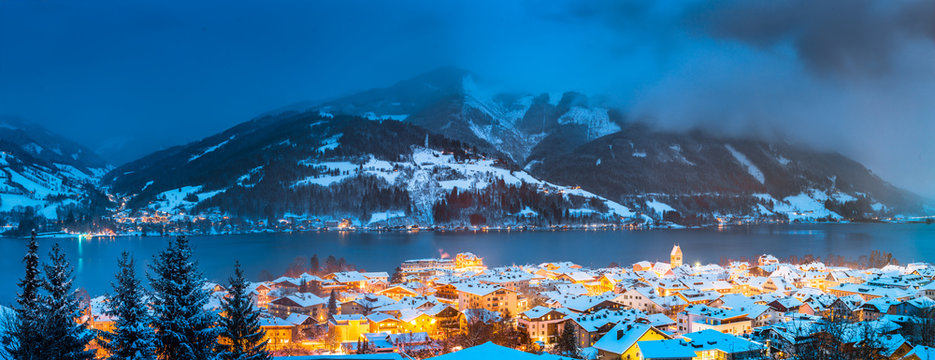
left=1, top=0, right=933, bottom=197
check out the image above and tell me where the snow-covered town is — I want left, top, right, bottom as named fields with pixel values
left=7, top=241, right=935, bottom=359
left=3, top=1, right=935, bottom=359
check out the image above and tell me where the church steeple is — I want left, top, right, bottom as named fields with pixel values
left=670, top=244, right=682, bottom=268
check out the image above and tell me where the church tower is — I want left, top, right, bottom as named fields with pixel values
left=670, top=244, right=682, bottom=268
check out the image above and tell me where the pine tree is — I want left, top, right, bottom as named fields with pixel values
left=324, top=256, right=338, bottom=273
left=218, top=262, right=271, bottom=360
left=309, top=254, right=320, bottom=274
left=390, top=267, right=404, bottom=284
left=149, top=236, right=219, bottom=360
left=327, top=290, right=338, bottom=319
left=6, top=230, right=46, bottom=359
left=42, top=242, right=95, bottom=359
left=105, top=252, right=157, bottom=360
left=555, top=323, right=579, bottom=358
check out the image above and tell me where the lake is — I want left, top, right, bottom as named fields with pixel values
left=1, top=223, right=934, bottom=305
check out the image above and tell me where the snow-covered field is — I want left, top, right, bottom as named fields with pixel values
left=0, top=152, right=107, bottom=219
left=145, top=145, right=636, bottom=224
left=753, top=191, right=843, bottom=221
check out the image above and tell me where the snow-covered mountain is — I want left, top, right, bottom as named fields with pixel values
left=0, top=117, right=111, bottom=221
left=532, top=123, right=929, bottom=223
left=104, top=114, right=631, bottom=226
left=278, top=68, right=624, bottom=164
left=248, top=68, right=930, bottom=223
left=6, top=69, right=930, bottom=231
left=100, top=69, right=933, bottom=227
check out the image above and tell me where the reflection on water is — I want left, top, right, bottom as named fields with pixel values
left=781, top=230, right=826, bottom=236
left=0, top=223, right=933, bottom=304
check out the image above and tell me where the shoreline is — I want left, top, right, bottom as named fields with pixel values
left=3, top=219, right=931, bottom=240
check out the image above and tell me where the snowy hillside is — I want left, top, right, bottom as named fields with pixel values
left=535, top=124, right=929, bottom=224
left=289, top=147, right=634, bottom=224
left=302, top=68, right=626, bottom=164
left=100, top=68, right=931, bottom=228
left=0, top=118, right=111, bottom=221
left=105, top=113, right=634, bottom=226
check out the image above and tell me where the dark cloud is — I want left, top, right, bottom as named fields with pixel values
left=549, top=0, right=935, bottom=197
left=0, top=0, right=932, bottom=197
left=691, top=0, right=935, bottom=77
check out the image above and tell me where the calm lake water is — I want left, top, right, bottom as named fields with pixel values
left=1, top=223, right=934, bottom=305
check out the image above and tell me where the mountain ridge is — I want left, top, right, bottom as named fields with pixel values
left=1, top=69, right=932, bottom=234
left=0, top=116, right=112, bottom=233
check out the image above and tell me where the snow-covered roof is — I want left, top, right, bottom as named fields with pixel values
left=592, top=321, right=657, bottom=355
left=830, top=283, right=915, bottom=299
left=366, top=312, right=397, bottom=324
left=570, top=309, right=645, bottom=332
left=272, top=292, right=325, bottom=308
left=426, top=342, right=543, bottom=359
left=550, top=293, right=615, bottom=312
left=332, top=314, right=366, bottom=322
left=670, top=245, right=681, bottom=256
left=637, top=339, right=698, bottom=359
left=453, top=282, right=508, bottom=297
left=681, top=329, right=764, bottom=353
left=644, top=313, right=676, bottom=327
left=682, top=304, right=748, bottom=320
left=904, top=344, right=935, bottom=360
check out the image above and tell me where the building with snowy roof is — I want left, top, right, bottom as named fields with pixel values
left=677, top=304, right=752, bottom=335
left=592, top=321, right=669, bottom=360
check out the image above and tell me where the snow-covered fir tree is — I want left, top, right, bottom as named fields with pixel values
left=555, top=321, right=578, bottom=358
left=5, top=230, right=46, bottom=359
left=218, top=262, right=271, bottom=360
left=104, top=251, right=157, bottom=360
left=327, top=290, right=338, bottom=319
left=149, top=236, right=219, bottom=360
left=41, top=242, right=95, bottom=359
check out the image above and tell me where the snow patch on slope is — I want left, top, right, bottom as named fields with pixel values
left=317, top=133, right=342, bottom=153
left=363, top=113, right=409, bottom=121
left=557, top=107, right=620, bottom=140
left=152, top=186, right=222, bottom=213
left=22, top=143, right=43, bottom=155
left=757, top=190, right=843, bottom=221
left=368, top=210, right=407, bottom=225
left=646, top=199, right=675, bottom=215
left=292, top=147, right=634, bottom=220
left=189, top=136, right=235, bottom=162
left=236, top=166, right=264, bottom=188
left=0, top=152, right=108, bottom=219
left=725, top=144, right=765, bottom=184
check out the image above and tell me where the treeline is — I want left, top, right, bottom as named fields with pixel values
left=782, top=250, right=898, bottom=269
left=2, top=183, right=115, bottom=236
left=720, top=250, right=899, bottom=269
left=431, top=180, right=612, bottom=225
left=280, top=254, right=357, bottom=279
left=197, top=175, right=410, bottom=222
left=0, top=234, right=272, bottom=360
left=824, top=195, right=879, bottom=220
left=642, top=193, right=790, bottom=224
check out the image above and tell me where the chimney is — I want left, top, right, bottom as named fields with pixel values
left=617, top=329, right=624, bottom=340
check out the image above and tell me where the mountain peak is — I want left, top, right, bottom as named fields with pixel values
left=404, top=66, right=473, bottom=89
